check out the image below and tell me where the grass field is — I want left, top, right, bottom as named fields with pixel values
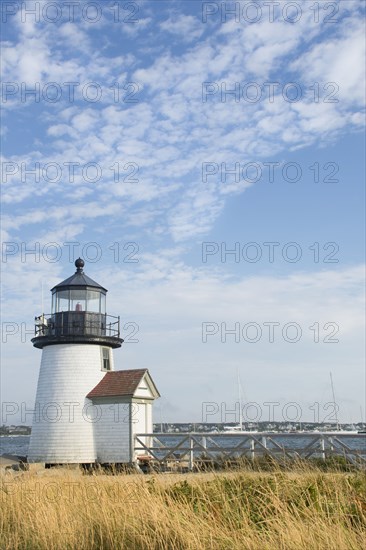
left=1, top=463, right=365, bottom=549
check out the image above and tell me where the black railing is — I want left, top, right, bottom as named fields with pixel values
left=34, top=312, right=120, bottom=339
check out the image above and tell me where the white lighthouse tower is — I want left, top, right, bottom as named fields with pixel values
left=28, top=259, right=160, bottom=466
left=28, top=258, right=122, bottom=464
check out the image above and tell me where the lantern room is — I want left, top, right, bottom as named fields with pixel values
left=51, top=258, right=107, bottom=315
left=32, top=258, right=122, bottom=349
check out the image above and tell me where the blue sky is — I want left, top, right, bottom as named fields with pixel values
left=1, top=0, right=365, bottom=424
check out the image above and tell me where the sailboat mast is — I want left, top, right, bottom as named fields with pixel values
left=238, top=369, right=243, bottom=430
left=329, top=372, right=339, bottom=430
left=160, top=402, right=163, bottom=433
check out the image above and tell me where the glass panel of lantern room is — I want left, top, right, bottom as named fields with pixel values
left=56, top=290, right=69, bottom=312
left=69, top=289, right=86, bottom=312
left=86, top=290, right=100, bottom=312
left=51, top=292, right=56, bottom=314
left=100, top=292, right=106, bottom=315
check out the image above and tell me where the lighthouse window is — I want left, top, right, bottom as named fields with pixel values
left=70, top=289, right=86, bottom=312
left=101, top=347, right=111, bottom=371
left=100, top=293, right=106, bottom=315
left=56, top=290, right=69, bottom=312
left=86, top=290, right=100, bottom=313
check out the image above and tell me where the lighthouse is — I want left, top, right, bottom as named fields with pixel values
left=28, top=259, right=159, bottom=466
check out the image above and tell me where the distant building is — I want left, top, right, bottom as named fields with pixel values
left=28, top=259, right=160, bottom=465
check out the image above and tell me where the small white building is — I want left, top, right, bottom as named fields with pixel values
left=87, top=368, right=160, bottom=463
left=28, top=259, right=160, bottom=465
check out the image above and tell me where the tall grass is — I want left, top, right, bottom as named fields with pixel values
left=1, top=465, right=365, bottom=549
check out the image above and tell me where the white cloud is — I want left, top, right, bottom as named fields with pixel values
left=160, top=14, right=205, bottom=42
left=2, top=2, right=365, bottom=243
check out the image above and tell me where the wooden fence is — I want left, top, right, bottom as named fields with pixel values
left=134, top=432, right=366, bottom=470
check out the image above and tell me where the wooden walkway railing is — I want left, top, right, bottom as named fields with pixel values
left=134, top=432, right=366, bottom=470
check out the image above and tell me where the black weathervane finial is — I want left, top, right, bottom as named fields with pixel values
left=75, top=258, right=85, bottom=273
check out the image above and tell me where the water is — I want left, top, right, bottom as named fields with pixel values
left=0, top=436, right=30, bottom=458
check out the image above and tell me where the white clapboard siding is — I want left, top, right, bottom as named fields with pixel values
left=28, top=344, right=114, bottom=463
left=93, top=403, right=131, bottom=463
left=132, top=400, right=154, bottom=455
left=92, top=400, right=154, bottom=462
left=134, top=381, right=154, bottom=399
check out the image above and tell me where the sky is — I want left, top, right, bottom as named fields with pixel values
left=1, top=0, right=365, bottom=425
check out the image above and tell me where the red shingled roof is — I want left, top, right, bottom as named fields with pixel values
left=87, top=369, right=148, bottom=398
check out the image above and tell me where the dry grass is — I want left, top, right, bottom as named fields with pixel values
left=1, top=465, right=365, bottom=550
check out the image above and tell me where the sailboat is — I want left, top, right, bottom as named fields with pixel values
left=324, top=372, right=358, bottom=434
left=222, top=370, right=258, bottom=434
